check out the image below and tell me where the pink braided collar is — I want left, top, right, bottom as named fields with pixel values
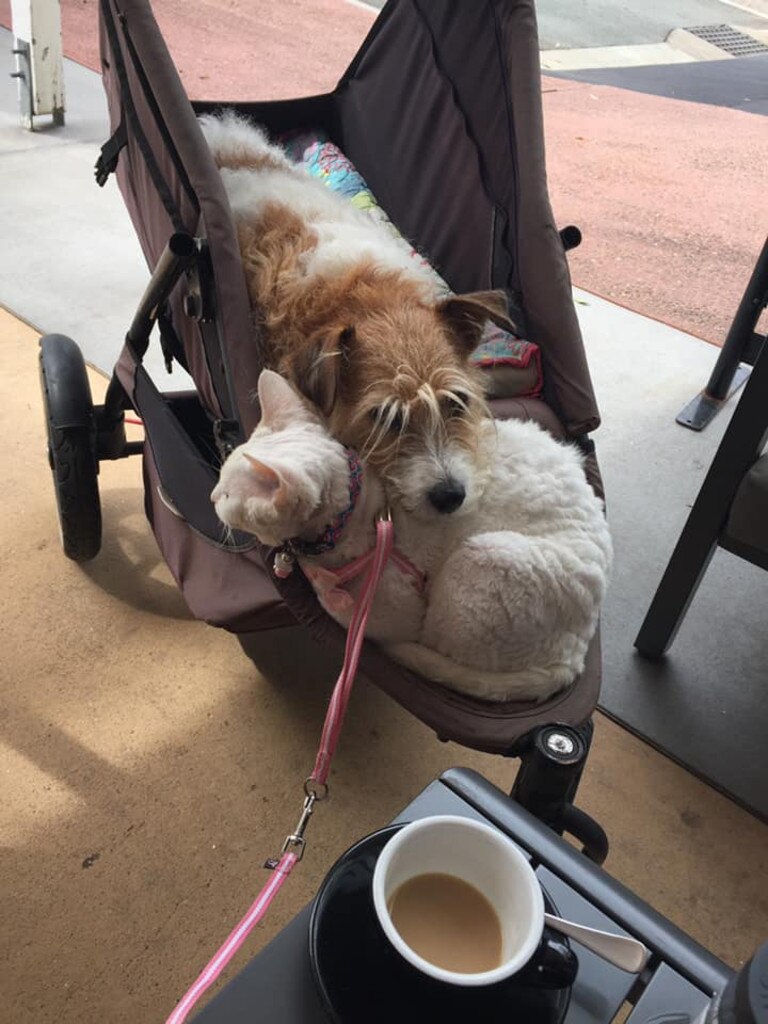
left=288, top=448, right=363, bottom=556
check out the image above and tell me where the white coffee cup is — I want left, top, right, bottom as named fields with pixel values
left=372, top=815, right=546, bottom=988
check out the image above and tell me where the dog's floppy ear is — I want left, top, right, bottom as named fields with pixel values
left=291, top=326, right=354, bottom=417
left=439, top=290, right=517, bottom=356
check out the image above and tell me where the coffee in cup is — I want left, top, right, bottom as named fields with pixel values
left=388, top=870, right=503, bottom=973
left=372, top=815, right=576, bottom=989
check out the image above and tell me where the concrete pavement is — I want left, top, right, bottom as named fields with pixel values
left=361, top=0, right=768, bottom=48
left=534, top=0, right=766, bottom=49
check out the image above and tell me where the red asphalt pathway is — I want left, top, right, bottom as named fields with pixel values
left=3, top=0, right=765, bottom=345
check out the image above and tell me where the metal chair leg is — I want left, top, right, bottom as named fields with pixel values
left=637, top=314, right=768, bottom=659
left=676, top=234, right=768, bottom=431
left=633, top=525, right=719, bottom=660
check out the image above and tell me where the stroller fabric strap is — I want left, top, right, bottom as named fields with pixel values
left=165, top=514, right=395, bottom=1024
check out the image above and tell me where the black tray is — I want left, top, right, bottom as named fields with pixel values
left=309, top=825, right=573, bottom=1024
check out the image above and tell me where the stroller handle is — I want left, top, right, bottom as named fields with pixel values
left=127, top=232, right=198, bottom=358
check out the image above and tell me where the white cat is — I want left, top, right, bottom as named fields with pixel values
left=212, top=371, right=612, bottom=702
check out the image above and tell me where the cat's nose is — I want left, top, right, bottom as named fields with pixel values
left=211, top=482, right=224, bottom=503
left=427, top=479, right=466, bottom=514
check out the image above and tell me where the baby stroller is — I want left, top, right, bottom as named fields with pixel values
left=39, top=0, right=608, bottom=861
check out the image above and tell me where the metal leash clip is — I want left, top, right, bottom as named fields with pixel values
left=279, top=791, right=317, bottom=862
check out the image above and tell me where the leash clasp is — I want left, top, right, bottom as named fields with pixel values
left=304, top=777, right=329, bottom=801
left=280, top=792, right=316, bottom=861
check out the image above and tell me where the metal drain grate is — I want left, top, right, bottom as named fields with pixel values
left=685, top=24, right=768, bottom=56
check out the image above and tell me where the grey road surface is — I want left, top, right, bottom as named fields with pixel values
left=359, top=0, right=764, bottom=49
left=534, top=0, right=763, bottom=48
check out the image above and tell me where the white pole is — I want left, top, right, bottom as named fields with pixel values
left=9, top=0, right=65, bottom=129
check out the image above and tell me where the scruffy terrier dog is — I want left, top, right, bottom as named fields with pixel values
left=200, top=111, right=514, bottom=519
left=213, top=372, right=612, bottom=702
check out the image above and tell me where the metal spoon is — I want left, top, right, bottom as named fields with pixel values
left=544, top=913, right=651, bottom=973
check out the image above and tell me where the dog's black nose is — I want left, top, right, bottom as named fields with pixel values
left=427, top=479, right=466, bottom=514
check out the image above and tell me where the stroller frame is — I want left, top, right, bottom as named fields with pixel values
left=38, top=0, right=608, bottom=863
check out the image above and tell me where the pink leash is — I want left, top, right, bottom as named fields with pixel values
left=328, top=545, right=426, bottom=595
left=165, top=515, right=394, bottom=1024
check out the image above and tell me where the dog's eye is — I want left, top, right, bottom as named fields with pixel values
left=445, top=392, right=470, bottom=417
left=370, top=407, right=404, bottom=433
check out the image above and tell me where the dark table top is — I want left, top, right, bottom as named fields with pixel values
left=194, top=769, right=731, bottom=1023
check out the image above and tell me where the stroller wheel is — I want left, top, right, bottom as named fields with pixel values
left=39, top=335, right=102, bottom=561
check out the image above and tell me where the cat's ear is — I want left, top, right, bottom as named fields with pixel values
left=257, top=369, right=313, bottom=430
left=241, top=452, right=296, bottom=508
left=241, top=453, right=280, bottom=494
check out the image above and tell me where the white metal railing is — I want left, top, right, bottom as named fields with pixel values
left=10, top=0, right=65, bottom=128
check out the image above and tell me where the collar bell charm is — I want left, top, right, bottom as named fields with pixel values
left=273, top=548, right=295, bottom=579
